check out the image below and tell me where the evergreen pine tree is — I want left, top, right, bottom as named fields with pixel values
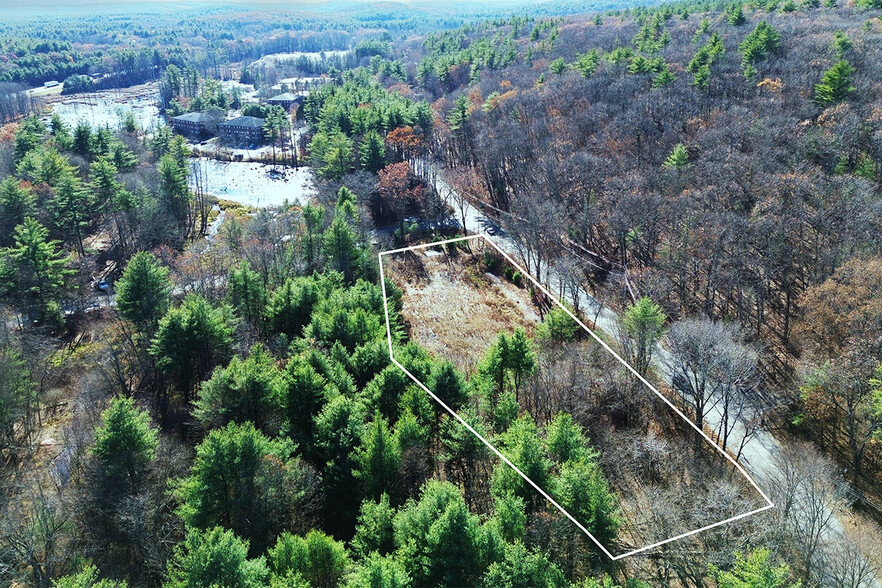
left=116, top=251, right=172, bottom=335
left=621, top=296, right=667, bottom=376
left=814, top=59, right=855, bottom=106
left=359, top=130, right=387, bottom=173
left=728, top=3, right=747, bottom=25
left=227, top=260, right=267, bottom=329
left=0, top=178, right=36, bottom=246
left=353, top=412, right=401, bottom=499
left=165, top=526, right=269, bottom=588
left=92, top=396, right=158, bottom=489
left=0, top=217, right=73, bottom=322
left=664, top=142, right=690, bottom=168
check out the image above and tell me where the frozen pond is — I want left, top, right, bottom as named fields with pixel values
left=250, top=50, right=351, bottom=69
left=42, top=81, right=318, bottom=209
left=45, top=82, right=163, bottom=131
left=220, top=80, right=258, bottom=102
left=189, top=158, right=316, bottom=208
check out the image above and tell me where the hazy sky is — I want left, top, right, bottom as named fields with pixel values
left=0, top=0, right=538, bottom=18
left=0, top=0, right=511, bottom=8
left=0, top=0, right=348, bottom=10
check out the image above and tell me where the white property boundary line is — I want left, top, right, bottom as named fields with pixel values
left=378, top=234, right=774, bottom=560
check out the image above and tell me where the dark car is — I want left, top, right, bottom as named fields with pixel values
left=671, top=372, right=690, bottom=393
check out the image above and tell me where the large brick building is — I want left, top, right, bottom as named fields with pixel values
left=218, top=115, right=266, bottom=145
left=170, top=112, right=210, bottom=137
left=267, top=92, right=303, bottom=114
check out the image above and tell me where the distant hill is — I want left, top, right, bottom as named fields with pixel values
left=0, top=0, right=662, bottom=19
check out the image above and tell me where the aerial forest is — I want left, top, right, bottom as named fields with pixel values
left=1, top=0, right=882, bottom=586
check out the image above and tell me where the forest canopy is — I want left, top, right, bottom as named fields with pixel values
left=1, top=0, right=882, bottom=586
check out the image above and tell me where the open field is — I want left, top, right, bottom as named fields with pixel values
left=387, top=238, right=541, bottom=375
left=189, top=158, right=316, bottom=208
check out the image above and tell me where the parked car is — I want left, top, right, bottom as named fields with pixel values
left=671, top=372, right=690, bottom=393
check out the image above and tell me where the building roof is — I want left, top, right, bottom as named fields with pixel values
left=172, top=112, right=209, bottom=123
left=220, top=115, right=265, bottom=129
left=268, top=92, right=302, bottom=102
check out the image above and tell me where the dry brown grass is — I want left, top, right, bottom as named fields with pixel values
left=385, top=241, right=541, bottom=374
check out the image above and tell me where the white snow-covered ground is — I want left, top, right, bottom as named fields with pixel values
left=44, top=83, right=162, bottom=132
left=189, top=158, right=316, bottom=208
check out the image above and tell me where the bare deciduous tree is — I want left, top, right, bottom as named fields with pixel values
left=667, top=318, right=760, bottom=456
left=821, top=531, right=882, bottom=588
left=770, top=442, right=849, bottom=583
left=0, top=476, right=70, bottom=588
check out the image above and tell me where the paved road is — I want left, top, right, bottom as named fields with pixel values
left=25, top=83, right=64, bottom=97
left=3, top=291, right=115, bottom=332
left=426, top=165, right=881, bottom=584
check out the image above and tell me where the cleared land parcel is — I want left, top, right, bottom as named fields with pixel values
left=380, top=235, right=772, bottom=559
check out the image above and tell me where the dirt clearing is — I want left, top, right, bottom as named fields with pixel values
left=385, top=239, right=541, bottom=374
